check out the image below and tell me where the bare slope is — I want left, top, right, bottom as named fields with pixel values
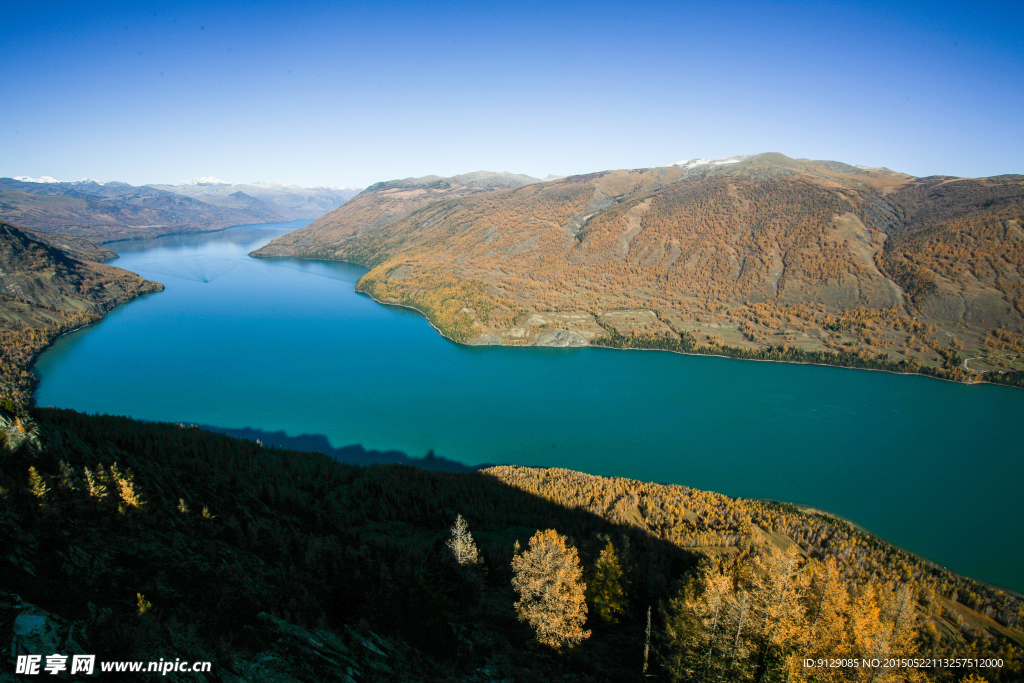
left=254, top=155, right=1024, bottom=381
left=254, top=170, right=542, bottom=257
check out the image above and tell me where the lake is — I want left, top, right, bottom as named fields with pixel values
left=34, top=221, right=1024, bottom=591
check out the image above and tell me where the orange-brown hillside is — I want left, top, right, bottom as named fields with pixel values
left=253, top=154, right=1024, bottom=383
left=0, top=222, right=162, bottom=407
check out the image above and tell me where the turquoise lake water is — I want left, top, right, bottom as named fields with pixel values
left=34, top=221, right=1024, bottom=591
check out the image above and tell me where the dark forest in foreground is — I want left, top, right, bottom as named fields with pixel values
left=1, top=409, right=1020, bottom=682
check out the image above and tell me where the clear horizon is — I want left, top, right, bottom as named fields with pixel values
left=3, top=0, right=1022, bottom=187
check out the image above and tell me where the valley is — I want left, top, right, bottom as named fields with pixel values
left=7, top=3, right=1022, bottom=679
left=2, top=164, right=1022, bottom=682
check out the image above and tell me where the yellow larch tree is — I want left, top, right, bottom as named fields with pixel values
left=511, top=529, right=590, bottom=649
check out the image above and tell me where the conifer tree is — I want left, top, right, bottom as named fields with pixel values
left=586, top=538, right=627, bottom=623
left=1, top=412, right=40, bottom=451
left=511, top=529, right=590, bottom=649
left=84, top=465, right=109, bottom=501
left=57, top=460, right=78, bottom=490
left=27, top=466, right=49, bottom=502
left=111, top=462, right=145, bottom=512
left=137, top=593, right=152, bottom=615
left=745, top=545, right=808, bottom=678
left=446, top=514, right=481, bottom=566
left=661, top=561, right=760, bottom=682
left=791, top=557, right=851, bottom=683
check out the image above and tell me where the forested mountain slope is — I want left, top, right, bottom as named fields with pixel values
left=0, top=222, right=161, bottom=407
left=254, top=154, right=1024, bottom=384
left=1, top=409, right=1020, bottom=681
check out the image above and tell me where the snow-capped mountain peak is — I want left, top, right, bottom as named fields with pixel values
left=13, top=175, right=63, bottom=183
left=249, top=181, right=360, bottom=191
left=672, top=155, right=751, bottom=169
left=180, top=177, right=232, bottom=186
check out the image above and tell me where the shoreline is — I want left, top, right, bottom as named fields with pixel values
left=759, top=497, right=1024, bottom=599
left=587, top=339, right=1001, bottom=388
left=24, top=286, right=165, bottom=406
left=248, top=252, right=467, bottom=345
left=251, top=253, right=1017, bottom=390
left=349, top=273, right=1014, bottom=390
left=20, top=218, right=295, bottom=404
left=99, top=217, right=309, bottom=249
left=355, top=286, right=464, bottom=345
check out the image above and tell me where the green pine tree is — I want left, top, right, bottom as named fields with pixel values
left=587, top=539, right=627, bottom=624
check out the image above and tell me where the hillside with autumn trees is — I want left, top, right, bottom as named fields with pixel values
left=1, top=409, right=1021, bottom=681
left=253, top=154, right=1024, bottom=385
left=0, top=222, right=162, bottom=409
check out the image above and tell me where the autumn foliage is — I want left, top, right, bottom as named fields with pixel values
left=262, top=156, right=1024, bottom=383
left=511, top=528, right=590, bottom=649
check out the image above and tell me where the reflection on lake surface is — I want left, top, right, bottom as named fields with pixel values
left=35, top=221, right=1024, bottom=590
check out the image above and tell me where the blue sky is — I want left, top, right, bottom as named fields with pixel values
left=2, top=0, right=1022, bottom=187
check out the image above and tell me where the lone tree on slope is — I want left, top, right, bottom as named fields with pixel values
left=446, top=514, right=481, bottom=566
left=511, top=528, right=590, bottom=649
left=587, top=538, right=627, bottom=624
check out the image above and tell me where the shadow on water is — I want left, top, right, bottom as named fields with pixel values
left=199, top=425, right=495, bottom=473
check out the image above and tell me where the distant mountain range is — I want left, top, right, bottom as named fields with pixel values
left=148, top=178, right=361, bottom=221
left=0, top=177, right=361, bottom=244
left=253, top=154, right=1024, bottom=383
